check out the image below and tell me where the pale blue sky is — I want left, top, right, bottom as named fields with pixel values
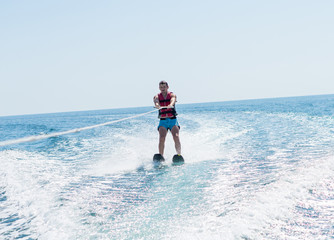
left=1, top=0, right=333, bottom=116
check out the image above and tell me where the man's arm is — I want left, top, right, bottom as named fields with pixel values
left=167, top=93, right=177, bottom=108
left=153, top=95, right=160, bottom=109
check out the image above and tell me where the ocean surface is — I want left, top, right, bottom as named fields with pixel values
left=1, top=94, right=334, bottom=239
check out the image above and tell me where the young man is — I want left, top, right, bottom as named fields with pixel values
left=153, top=81, right=181, bottom=157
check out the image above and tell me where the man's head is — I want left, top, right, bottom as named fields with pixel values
left=159, top=80, right=169, bottom=93
left=159, top=80, right=168, bottom=87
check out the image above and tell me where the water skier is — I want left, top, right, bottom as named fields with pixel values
left=153, top=81, right=183, bottom=163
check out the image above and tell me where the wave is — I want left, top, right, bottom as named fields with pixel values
left=1, top=96, right=334, bottom=239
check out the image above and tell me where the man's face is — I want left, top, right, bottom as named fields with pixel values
left=159, top=84, right=168, bottom=93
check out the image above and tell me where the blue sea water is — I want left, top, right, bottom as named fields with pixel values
left=1, top=94, right=334, bottom=239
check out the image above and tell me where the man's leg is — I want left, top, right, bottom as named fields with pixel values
left=159, top=127, right=168, bottom=155
left=171, top=126, right=181, bottom=155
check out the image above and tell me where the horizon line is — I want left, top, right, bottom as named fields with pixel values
left=1, top=93, right=333, bottom=118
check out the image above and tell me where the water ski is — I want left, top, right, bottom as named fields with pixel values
left=172, top=154, right=184, bottom=163
left=153, top=154, right=165, bottom=162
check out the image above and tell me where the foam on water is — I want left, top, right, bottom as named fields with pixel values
left=0, top=150, right=80, bottom=239
left=171, top=155, right=334, bottom=239
left=89, top=112, right=250, bottom=177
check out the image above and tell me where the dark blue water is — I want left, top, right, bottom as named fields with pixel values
left=1, top=94, right=334, bottom=239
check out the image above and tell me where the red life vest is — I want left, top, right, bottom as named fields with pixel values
left=158, top=92, right=177, bottom=118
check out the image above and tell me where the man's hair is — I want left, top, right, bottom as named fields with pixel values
left=159, top=80, right=168, bottom=87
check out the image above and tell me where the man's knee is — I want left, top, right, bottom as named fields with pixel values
left=159, top=128, right=167, bottom=138
left=159, top=135, right=166, bottom=142
left=171, top=126, right=179, bottom=135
